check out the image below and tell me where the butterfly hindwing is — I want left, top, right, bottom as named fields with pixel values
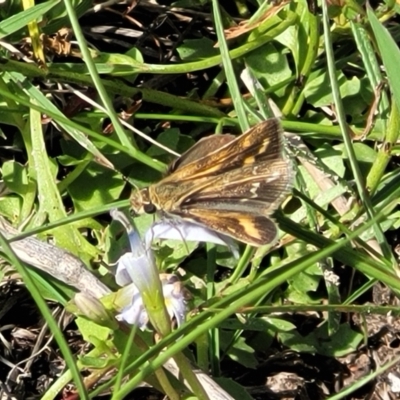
left=173, top=209, right=278, bottom=246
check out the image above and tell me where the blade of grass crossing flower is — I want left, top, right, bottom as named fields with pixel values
left=112, top=325, right=179, bottom=399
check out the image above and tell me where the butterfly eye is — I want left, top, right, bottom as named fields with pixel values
left=143, top=202, right=157, bottom=214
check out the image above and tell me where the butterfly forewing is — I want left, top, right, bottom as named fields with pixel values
left=178, top=159, right=291, bottom=204
left=169, top=134, right=235, bottom=172
left=130, top=118, right=293, bottom=246
left=163, top=119, right=284, bottom=182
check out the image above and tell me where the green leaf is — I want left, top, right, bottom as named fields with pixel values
left=67, top=163, right=125, bottom=211
left=156, top=240, right=199, bottom=270
left=279, top=323, right=363, bottom=356
left=274, top=0, right=309, bottom=74
left=288, top=265, right=322, bottom=293
left=245, top=42, right=292, bottom=96
left=2, top=161, right=29, bottom=195
left=215, top=245, right=239, bottom=268
left=263, top=317, right=297, bottom=332
left=76, top=316, right=111, bottom=343
left=314, top=323, right=364, bottom=357
left=279, top=330, right=319, bottom=353
left=315, top=143, right=346, bottom=178
left=177, top=38, right=219, bottom=61
left=220, top=316, right=296, bottom=332
left=221, top=332, right=257, bottom=369
left=338, top=142, right=377, bottom=163
left=123, top=48, right=144, bottom=84
left=304, top=71, right=362, bottom=108
left=367, top=6, right=400, bottom=114
left=146, top=128, right=195, bottom=164
left=0, top=196, right=21, bottom=221
left=43, top=0, right=92, bottom=34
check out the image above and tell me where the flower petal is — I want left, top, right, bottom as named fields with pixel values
left=118, top=292, right=149, bottom=328
left=146, top=220, right=239, bottom=257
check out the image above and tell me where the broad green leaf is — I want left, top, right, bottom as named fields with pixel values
left=221, top=317, right=296, bottom=332
left=76, top=317, right=111, bottom=343
left=275, top=0, right=309, bottom=74
left=146, top=128, right=195, bottom=163
left=67, top=163, right=125, bottom=211
left=2, top=161, right=29, bottom=195
left=245, top=42, right=291, bottom=96
left=315, top=143, right=346, bottom=178
left=280, top=323, right=363, bottom=356
left=305, top=71, right=361, bottom=108
left=156, top=240, right=199, bottom=270
left=221, top=331, right=257, bottom=369
left=0, top=196, right=21, bottom=221
left=177, top=38, right=219, bottom=61
left=314, top=323, right=364, bottom=357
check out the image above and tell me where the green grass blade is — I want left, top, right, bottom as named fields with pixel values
left=212, top=0, right=249, bottom=130
left=61, top=0, right=135, bottom=151
left=0, top=0, right=60, bottom=39
left=321, top=0, right=395, bottom=268
left=367, top=5, right=400, bottom=115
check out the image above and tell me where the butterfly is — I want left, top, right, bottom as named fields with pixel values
left=130, top=118, right=293, bottom=246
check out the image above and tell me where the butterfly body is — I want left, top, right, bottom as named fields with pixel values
left=130, top=119, right=293, bottom=246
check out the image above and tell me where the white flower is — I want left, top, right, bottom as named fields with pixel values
left=146, top=219, right=239, bottom=258
left=111, top=210, right=187, bottom=331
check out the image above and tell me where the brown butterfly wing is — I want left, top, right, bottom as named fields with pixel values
left=169, top=134, right=235, bottom=172
left=179, top=160, right=292, bottom=209
left=173, top=209, right=278, bottom=246
left=146, top=119, right=292, bottom=246
left=170, top=159, right=292, bottom=246
left=163, top=118, right=283, bottom=182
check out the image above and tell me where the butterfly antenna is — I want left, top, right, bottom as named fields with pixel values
left=119, top=172, right=140, bottom=192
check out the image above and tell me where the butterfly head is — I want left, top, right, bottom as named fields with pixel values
left=130, top=187, right=157, bottom=216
